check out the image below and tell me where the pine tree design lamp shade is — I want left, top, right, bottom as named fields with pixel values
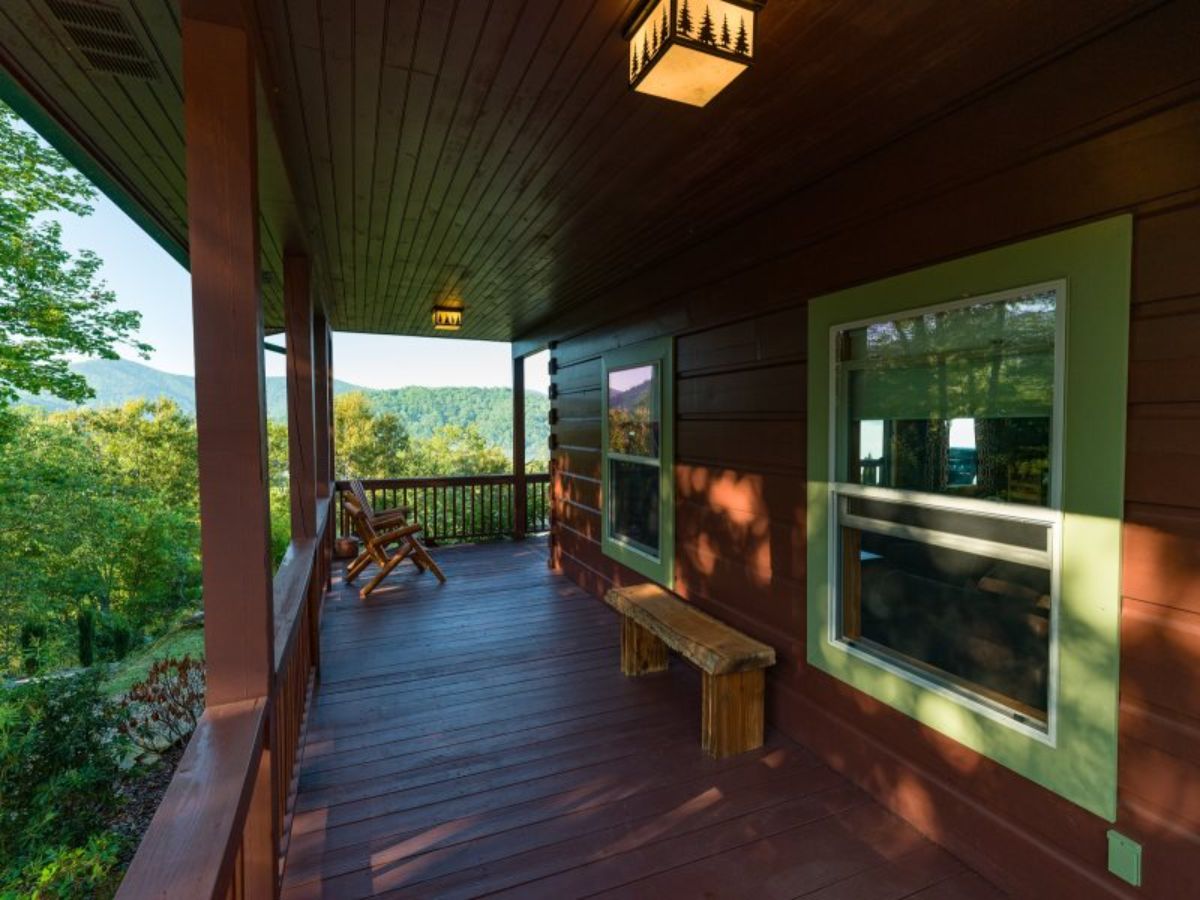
left=627, top=0, right=761, bottom=107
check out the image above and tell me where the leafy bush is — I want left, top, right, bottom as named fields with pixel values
left=117, top=656, right=204, bottom=756
left=95, top=612, right=137, bottom=663
left=8, top=831, right=128, bottom=899
left=76, top=610, right=95, bottom=668
left=0, top=672, right=122, bottom=866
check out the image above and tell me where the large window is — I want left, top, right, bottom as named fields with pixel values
left=601, top=339, right=674, bottom=585
left=833, top=286, right=1062, bottom=730
left=806, top=217, right=1132, bottom=820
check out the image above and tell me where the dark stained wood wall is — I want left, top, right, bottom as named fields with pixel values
left=538, top=5, right=1200, bottom=897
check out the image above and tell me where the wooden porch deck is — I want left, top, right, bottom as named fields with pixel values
left=281, top=538, right=1003, bottom=899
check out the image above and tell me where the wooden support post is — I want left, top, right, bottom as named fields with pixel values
left=182, top=1, right=273, bottom=708
left=182, top=5, right=277, bottom=893
left=512, top=354, right=527, bottom=540
left=313, top=312, right=333, bottom=497
left=285, top=254, right=316, bottom=539
left=620, top=618, right=669, bottom=676
left=701, top=669, right=765, bottom=759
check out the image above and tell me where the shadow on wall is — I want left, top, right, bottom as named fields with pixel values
left=669, top=456, right=1199, bottom=896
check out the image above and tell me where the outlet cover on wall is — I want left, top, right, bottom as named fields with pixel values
left=1107, top=830, right=1142, bottom=887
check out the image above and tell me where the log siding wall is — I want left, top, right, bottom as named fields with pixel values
left=538, top=6, right=1200, bottom=896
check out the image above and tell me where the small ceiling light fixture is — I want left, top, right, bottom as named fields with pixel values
left=432, top=304, right=464, bottom=331
left=626, top=0, right=762, bottom=107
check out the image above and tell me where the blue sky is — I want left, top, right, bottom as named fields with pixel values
left=56, top=192, right=549, bottom=393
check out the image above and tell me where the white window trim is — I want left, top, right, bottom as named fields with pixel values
left=824, top=279, right=1068, bottom=745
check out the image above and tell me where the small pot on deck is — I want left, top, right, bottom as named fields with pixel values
left=334, top=536, right=360, bottom=560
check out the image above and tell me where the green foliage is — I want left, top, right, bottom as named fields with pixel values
left=10, top=831, right=127, bottom=900
left=118, top=655, right=204, bottom=757
left=0, top=103, right=150, bottom=409
left=0, top=673, right=122, bottom=866
left=76, top=610, right=94, bottom=668
left=19, top=358, right=553, bottom=462
left=334, top=392, right=411, bottom=479
left=0, top=402, right=199, bottom=675
left=101, top=623, right=203, bottom=698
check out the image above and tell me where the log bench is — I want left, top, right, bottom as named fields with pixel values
left=603, top=583, right=776, bottom=758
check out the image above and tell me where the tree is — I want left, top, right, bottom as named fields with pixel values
left=721, top=14, right=731, bottom=48
left=0, top=103, right=149, bottom=409
left=402, top=424, right=509, bottom=477
left=697, top=6, right=715, bottom=45
left=734, top=18, right=750, bottom=54
left=678, top=0, right=693, bottom=35
left=661, top=5, right=670, bottom=42
left=334, top=391, right=411, bottom=479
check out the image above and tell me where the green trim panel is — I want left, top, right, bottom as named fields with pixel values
left=600, top=337, right=676, bottom=588
left=806, top=216, right=1132, bottom=820
left=0, top=69, right=190, bottom=269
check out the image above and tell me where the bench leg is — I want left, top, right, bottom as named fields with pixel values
left=620, top=618, right=668, bottom=676
left=701, top=669, right=765, bottom=758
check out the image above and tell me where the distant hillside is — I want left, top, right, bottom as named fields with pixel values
left=17, top=358, right=549, bottom=460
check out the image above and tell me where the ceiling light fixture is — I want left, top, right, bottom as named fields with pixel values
left=626, top=0, right=762, bottom=107
left=432, top=305, right=464, bottom=331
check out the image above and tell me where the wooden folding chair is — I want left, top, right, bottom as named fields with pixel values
left=346, top=478, right=425, bottom=573
left=348, top=478, right=412, bottom=531
left=342, top=496, right=446, bottom=598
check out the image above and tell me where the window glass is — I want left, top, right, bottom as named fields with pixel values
left=609, top=458, right=660, bottom=555
left=601, top=341, right=673, bottom=585
left=833, top=285, right=1060, bottom=728
left=608, top=364, right=659, bottom=457
left=838, top=497, right=1052, bottom=723
left=842, top=289, right=1057, bottom=505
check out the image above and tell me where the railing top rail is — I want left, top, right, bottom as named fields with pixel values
left=338, top=472, right=548, bottom=490
left=115, top=697, right=266, bottom=900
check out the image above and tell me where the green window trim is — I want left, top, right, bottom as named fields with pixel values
left=806, top=216, right=1131, bottom=821
left=601, top=338, right=675, bottom=588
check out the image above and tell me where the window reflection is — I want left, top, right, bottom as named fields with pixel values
left=843, top=291, right=1056, bottom=506
left=609, top=459, right=660, bottom=556
left=608, top=364, right=659, bottom=457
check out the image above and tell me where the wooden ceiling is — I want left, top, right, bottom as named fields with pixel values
left=0, top=0, right=1154, bottom=341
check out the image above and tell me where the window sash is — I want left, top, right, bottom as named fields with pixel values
left=828, top=281, right=1066, bottom=738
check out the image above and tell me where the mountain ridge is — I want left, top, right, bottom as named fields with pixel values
left=17, top=359, right=549, bottom=459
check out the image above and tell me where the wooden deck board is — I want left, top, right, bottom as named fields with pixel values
left=282, top=538, right=1003, bottom=899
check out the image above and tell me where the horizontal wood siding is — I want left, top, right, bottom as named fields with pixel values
left=542, top=6, right=1200, bottom=897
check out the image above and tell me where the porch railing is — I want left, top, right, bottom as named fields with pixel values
left=335, top=472, right=551, bottom=543
left=117, top=493, right=334, bottom=899
left=116, top=472, right=548, bottom=897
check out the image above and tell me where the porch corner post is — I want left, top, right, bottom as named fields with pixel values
left=313, top=312, right=333, bottom=594
left=284, top=253, right=317, bottom=539
left=313, top=311, right=333, bottom=496
left=512, top=354, right=527, bottom=540
left=182, top=2, right=276, bottom=894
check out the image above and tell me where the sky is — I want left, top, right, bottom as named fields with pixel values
left=55, top=192, right=550, bottom=393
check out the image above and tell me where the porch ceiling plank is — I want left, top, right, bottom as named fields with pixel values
left=356, top=0, right=422, bottom=333
left=0, top=0, right=188, bottom=248
left=413, top=0, right=634, bottom=338
left=0, top=0, right=1174, bottom=340
left=348, top=0, right=388, bottom=322
left=386, top=0, right=538, bottom=334
left=464, top=0, right=1156, bottom=340
left=262, top=0, right=348, bottom=308
left=373, top=0, right=494, bottom=332
left=364, top=0, right=455, bottom=333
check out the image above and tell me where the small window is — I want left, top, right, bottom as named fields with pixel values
left=601, top=340, right=674, bottom=585
left=832, top=285, right=1062, bottom=731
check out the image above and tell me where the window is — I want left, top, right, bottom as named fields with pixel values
left=833, top=286, right=1062, bottom=729
left=601, top=339, right=674, bottom=585
left=806, top=217, right=1132, bottom=820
